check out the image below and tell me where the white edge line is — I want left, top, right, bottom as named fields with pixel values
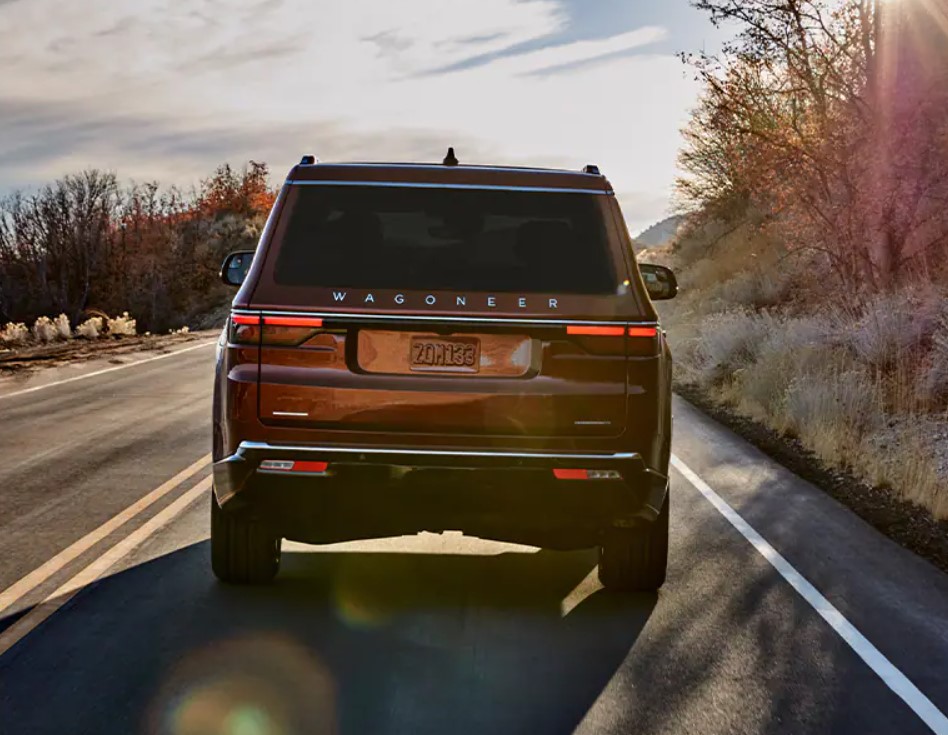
left=0, top=339, right=217, bottom=401
left=0, top=476, right=212, bottom=658
left=670, top=453, right=948, bottom=735
left=0, top=453, right=211, bottom=618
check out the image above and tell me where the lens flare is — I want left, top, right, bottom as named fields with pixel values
left=146, top=634, right=336, bottom=735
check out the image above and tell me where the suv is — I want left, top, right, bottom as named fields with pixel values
left=212, top=153, right=677, bottom=591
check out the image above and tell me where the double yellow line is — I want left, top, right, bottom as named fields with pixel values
left=0, top=454, right=212, bottom=657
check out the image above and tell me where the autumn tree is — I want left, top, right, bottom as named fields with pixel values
left=678, top=0, right=948, bottom=292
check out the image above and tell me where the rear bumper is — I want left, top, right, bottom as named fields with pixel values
left=213, top=441, right=668, bottom=547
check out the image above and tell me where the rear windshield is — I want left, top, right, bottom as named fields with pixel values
left=271, top=185, right=619, bottom=294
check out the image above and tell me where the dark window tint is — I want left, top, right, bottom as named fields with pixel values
left=271, top=185, right=618, bottom=294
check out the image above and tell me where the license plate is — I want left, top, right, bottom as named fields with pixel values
left=410, top=336, right=480, bottom=372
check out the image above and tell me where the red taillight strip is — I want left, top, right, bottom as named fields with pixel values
left=259, top=459, right=329, bottom=473
left=231, top=313, right=260, bottom=325
left=566, top=325, right=625, bottom=337
left=628, top=326, right=658, bottom=338
left=292, top=461, right=329, bottom=473
left=553, top=468, right=589, bottom=480
left=262, top=315, right=324, bottom=328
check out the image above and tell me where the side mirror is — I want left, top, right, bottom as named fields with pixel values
left=220, top=251, right=255, bottom=287
left=638, top=263, right=678, bottom=301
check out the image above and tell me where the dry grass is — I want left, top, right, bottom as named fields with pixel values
left=657, top=223, right=948, bottom=520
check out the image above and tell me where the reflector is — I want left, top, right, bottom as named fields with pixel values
left=553, top=468, right=588, bottom=480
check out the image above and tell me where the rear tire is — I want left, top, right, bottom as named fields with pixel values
left=210, top=492, right=281, bottom=584
left=598, top=493, right=669, bottom=592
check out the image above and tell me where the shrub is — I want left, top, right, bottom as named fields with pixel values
left=843, top=289, right=942, bottom=366
left=107, top=312, right=136, bottom=336
left=53, top=313, right=71, bottom=340
left=0, top=322, right=29, bottom=347
left=782, top=365, right=881, bottom=465
left=75, top=316, right=104, bottom=339
left=685, top=309, right=771, bottom=384
left=918, top=312, right=948, bottom=406
left=32, top=316, right=59, bottom=343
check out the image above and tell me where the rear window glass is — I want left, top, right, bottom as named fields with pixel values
left=271, top=185, right=619, bottom=294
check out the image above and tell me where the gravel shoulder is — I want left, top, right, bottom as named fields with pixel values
left=0, top=330, right=219, bottom=397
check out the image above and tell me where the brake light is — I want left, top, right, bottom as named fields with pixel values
left=261, top=314, right=325, bottom=346
left=628, top=326, right=658, bottom=338
left=230, top=312, right=261, bottom=345
left=262, top=315, right=324, bottom=328
left=566, top=325, right=625, bottom=337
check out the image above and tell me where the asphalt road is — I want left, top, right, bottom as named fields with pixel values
left=0, top=340, right=946, bottom=735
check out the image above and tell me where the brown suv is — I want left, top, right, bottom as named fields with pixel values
left=212, top=152, right=677, bottom=591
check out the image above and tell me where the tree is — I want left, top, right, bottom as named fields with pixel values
left=677, top=0, right=948, bottom=292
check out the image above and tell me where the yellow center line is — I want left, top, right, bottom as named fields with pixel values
left=0, top=453, right=211, bottom=619
left=0, top=475, right=212, bottom=658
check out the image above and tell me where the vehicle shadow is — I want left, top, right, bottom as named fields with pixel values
left=0, top=543, right=655, bottom=735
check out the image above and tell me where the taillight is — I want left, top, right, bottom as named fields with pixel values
left=566, top=325, right=626, bottom=337
left=627, top=325, right=659, bottom=357
left=553, top=468, right=622, bottom=480
left=628, top=327, right=658, bottom=338
left=566, top=323, right=626, bottom=355
left=229, top=312, right=328, bottom=346
left=565, top=323, right=659, bottom=356
left=229, top=313, right=261, bottom=345
left=260, top=314, right=325, bottom=346
left=259, top=459, right=329, bottom=475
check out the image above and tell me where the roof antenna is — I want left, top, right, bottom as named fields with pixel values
left=443, top=147, right=459, bottom=166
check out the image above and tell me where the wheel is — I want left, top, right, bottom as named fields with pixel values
left=598, top=493, right=669, bottom=592
left=210, top=492, right=281, bottom=584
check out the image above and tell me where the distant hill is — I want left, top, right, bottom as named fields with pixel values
left=633, top=215, right=686, bottom=249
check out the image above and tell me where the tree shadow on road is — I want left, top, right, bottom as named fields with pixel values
left=0, top=543, right=655, bottom=735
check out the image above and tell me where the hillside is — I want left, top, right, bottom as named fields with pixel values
left=633, top=215, right=685, bottom=249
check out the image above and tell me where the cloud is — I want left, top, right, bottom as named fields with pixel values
left=0, top=96, right=505, bottom=192
left=0, top=0, right=710, bottom=227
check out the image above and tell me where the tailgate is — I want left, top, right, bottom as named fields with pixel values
left=254, top=316, right=629, bottom=438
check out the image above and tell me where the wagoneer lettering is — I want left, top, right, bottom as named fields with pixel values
left=212, top=153, right=678, bottom=591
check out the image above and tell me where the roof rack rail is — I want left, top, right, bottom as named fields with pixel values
left=582, top=164, right=600, bottom=175
left=300, top=154, right=316, bottom=165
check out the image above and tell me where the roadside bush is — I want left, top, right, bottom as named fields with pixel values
left=782, top=365, right=881, bottom=464
left=842, top=289, right=943, bottom=367
left=32, top=316, right=59, bottom=343
left=75, top=317, right=104, bottom=339
left=918, top=313, right=948, bottom=405
left=0, top=322, right=29, bottom=347
left=53, top=313, right=71, bottom=340
left=682, top=309, right=770, bottom=384
left=107, top=312, right=137, bottom=337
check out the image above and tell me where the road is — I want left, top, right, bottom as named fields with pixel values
left=0, top=340, right=946, bottom=735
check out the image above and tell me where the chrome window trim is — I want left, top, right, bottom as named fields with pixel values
left=238, top=441, right=639, bottom=462
left=231, top=307, right=658, bottom=328
left=285, top=180, right=612, bottom=195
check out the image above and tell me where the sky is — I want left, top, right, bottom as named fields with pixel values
left=0, top=0, right=728, bottom=234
